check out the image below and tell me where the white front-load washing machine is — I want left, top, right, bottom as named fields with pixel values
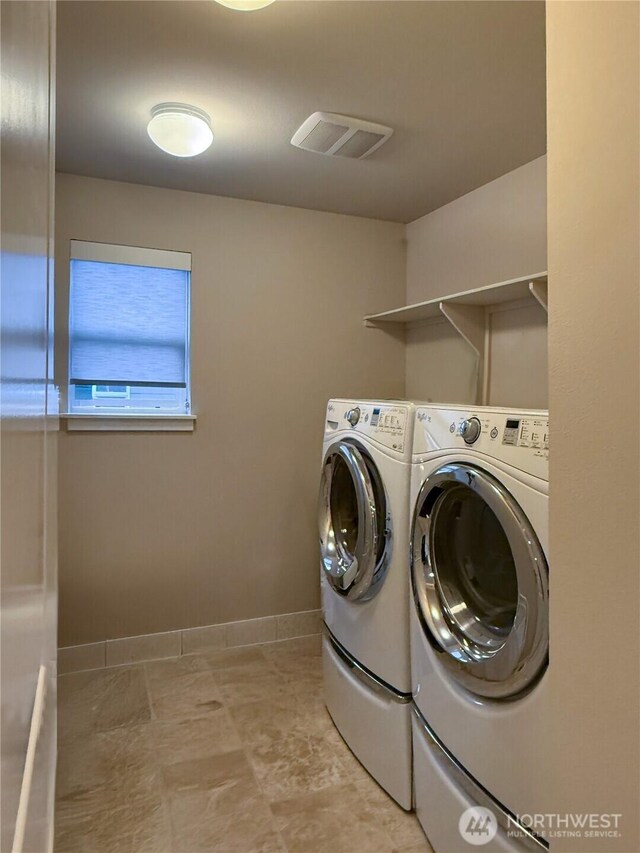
left=410, top=405, right=549, bottom=852
left=318, top=398, right=415, bottom=810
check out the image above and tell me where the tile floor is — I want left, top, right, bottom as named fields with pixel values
left=55, top=635, right=433, bottom=853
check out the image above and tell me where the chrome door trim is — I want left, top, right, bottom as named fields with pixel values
left=412, top=705, right=548, bottom=851
left=318, top=440, right=389, bottom=601
left=411, top=463, right=548, bottom=699
left=323, top=625, right=412, bottom=704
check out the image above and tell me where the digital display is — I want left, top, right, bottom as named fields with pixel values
left=371, top=407, right=380, bottom=427
left=506, top=419, right=520, bottom=430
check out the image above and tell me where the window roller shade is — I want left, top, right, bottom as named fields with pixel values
left=69, top=259, right=189, bottom=387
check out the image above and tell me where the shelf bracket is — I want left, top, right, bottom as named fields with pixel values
left=529, top=280, right=548, bottom=312
left=439, top=302, right=485, bottom=354
left=439, top=301, right=488, bottom=405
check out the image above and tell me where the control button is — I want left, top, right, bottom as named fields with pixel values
left=490, top=427, right=499, bottom=440
left=346, top=407, right=361, bottom=427
left=459, top=417, right=482, bottom=445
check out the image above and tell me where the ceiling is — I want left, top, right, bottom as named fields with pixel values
left=56, top=1, right=546, bottom=224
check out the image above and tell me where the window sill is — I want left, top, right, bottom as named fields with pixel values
left=62, top=414, right=196, bottom=432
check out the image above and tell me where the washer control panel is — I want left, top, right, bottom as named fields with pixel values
left=369, top=405, right=407, bottom=436
left=414, top=406, right=549, bottom=479
left=325, top=400, right=411, bottom=457
left=502, top=416, right=549, bottom=450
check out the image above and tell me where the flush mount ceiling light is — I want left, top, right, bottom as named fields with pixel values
left=147, top=104, right=213, bottom=157
left=213, top=0, right=276, bottom=10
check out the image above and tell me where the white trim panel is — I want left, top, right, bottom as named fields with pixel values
left=70, top=240, right=191, bottom=271
left=12, top=666, right=47, bottom=853
left=63, top=414, right=196, bottom=432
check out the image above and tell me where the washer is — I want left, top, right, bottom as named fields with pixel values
left=410, top=405, right=549, bottom=851
left=318, top=398, right=415, bottom=810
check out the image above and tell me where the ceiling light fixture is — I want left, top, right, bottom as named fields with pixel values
left=213, top=0, right=276, bottom=11
left=147, top=103, right=213, bottom=158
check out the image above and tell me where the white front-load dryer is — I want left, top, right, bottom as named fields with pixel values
left=410, top=405, right=550, bottom=852
left=319, top=398, right=415, bottom=810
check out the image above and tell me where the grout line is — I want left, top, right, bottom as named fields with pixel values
left=140, top=662, right=157, bottom=722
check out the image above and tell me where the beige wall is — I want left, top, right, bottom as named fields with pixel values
left=405, top=156, right=548, bottom=407
left=55, top=174, right=405, bottom=646
left=547, top=2, right=639, bottom=850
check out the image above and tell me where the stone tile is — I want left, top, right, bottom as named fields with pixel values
left=162, top=750, right=283, bottom=853
left=149, top=710, right=242, bottom=765
left=58, top=642, right=105, bottom=675
left=106, top=631, right=181, bottom=666
left=147, top=670, right=224, bottom=721
left=165, top=752, right=284, bottom=853
left=226, top=616, right=276, bottom=647
left=55, top=723, right=169, bottom=853
left=258, top=638, right=323, bottom=696
left=56, top=724, right=156, bottom=803
left=181, top=623, right=226, bottom=654
left=261, top=634, right=322, bottom=667
left=55, top=789, right=170, bottom=853
left=283, top=668, right=324, bottom=700
left=276, top=609, right=322, bottom=640
left=169, top=754, right=285, bottom=853
left=144, top=653, right=210, bottom=684
left=161, top=749, right=254, bottom=798
left=169, top=791, right=284, bottom=853
left=355, top=776, right=432, bottom=850
left=202, top=645, right=269, bottom=671
left=246, top=728, right=351, bottom=800
left=56, top=636, right=429, bottom=853
left=213, top=664, right=290, bottom=707
left=271, top=784, right=396, bottom=853
left=58, top=666, right=150, bottom=739
left=327, top=727, right=377, bottom=786
left=229, top=698, right=331, bottom=750
left=294, top=686, right=329, bottom=717
left=398, top=842, right=435, bottom=853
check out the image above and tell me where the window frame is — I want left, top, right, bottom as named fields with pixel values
left=63, top=240, right=195, bottom=432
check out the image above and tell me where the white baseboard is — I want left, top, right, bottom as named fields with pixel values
left=58, top=609, right=322, bottom=674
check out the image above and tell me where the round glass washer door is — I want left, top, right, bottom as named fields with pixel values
left=411, top=462, right=548, bottom=699
left=318, top=440, right=389, bottom=602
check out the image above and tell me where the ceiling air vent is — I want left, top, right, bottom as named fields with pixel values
left=291, top=112, right=393, bottom=159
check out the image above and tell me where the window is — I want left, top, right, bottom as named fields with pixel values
left=67, top=241, right=191, bottom=418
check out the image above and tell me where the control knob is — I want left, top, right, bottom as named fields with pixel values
left=346, top=407, right=361, bottom=427
left=459, top=417, right=481, bottom=444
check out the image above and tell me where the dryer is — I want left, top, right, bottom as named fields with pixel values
left=318, top=398, right=415, bottom=810
left=410, top=405, right=549, bottom=852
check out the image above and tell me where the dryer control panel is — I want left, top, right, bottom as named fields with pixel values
left=414, top=405, right=549, bottom=481
left=325, top=399, right=413, bottom=459
left=501, top=415, right=548, bottom=450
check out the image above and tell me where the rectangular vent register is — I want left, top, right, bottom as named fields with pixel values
left=291, top=112, right=393, bottom=159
